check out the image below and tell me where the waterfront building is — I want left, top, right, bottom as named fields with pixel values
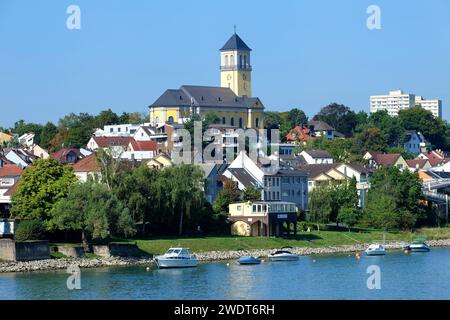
left=228, top=201, right=298, bottom=237
left=370, top=90, right=442, bottom=118
left=148, top=33, right=265, bottom=129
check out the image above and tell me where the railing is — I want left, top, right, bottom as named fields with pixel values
left=220, top=65, right=252, bottom=71
left=423, top=191, right=448, bottom=202
left=423, top=178, right=450, bottom=190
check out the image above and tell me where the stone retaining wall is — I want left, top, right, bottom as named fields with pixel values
left=0, top=239, right=50, bottom=262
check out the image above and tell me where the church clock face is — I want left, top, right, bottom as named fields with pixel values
left=227, top=74, right=232, bottom=80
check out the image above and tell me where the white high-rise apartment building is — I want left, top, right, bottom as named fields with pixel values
left=370, top=90, right=442, bottom=118
left=415, top=96, right=442, bottom=119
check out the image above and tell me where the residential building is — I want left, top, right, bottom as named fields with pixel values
left=50, top=147, right=84, bottom=164
left=365, top=153, right=408, bottom=170
left=415, top=96, right=442, bottom=119
left=0, top=132, right=13, bottom=145
left=417, top=150, right=446, bottom=167
left=87, top=136, right=134, bottom=152
left=146, top=154, right=173, bottom=169
left=228, top=201, right=298, bottom=237
left=102, top=124, right=141, bottom=137
left=406, top=159, right=432, bottom=171
left=0, top=163, right=22, bottom=218
left=5, top=148, right=35, bottom=167
left=299, top=150, right=333, bottom=164
left=307, top=120, right=335, bottom=140
left=18, top=133, right=35, bottom=148
left=72, top=153, right=101, bottom=182
left=198, top=163, right=228, bottom=204
left=404, top=130, right=430, bottom=155
left=370, top=90, right=415, bottom=116
left=297, top=164, right=346, bottom=192
left=370, top=90, right=442, bottom=118
left=30, top=145, right=49, bottom=159
left=224, top=151, right=308, bottom=211
left=148, top=33, right=264, bottom=129
left=285, top=126, right=313, bottom=143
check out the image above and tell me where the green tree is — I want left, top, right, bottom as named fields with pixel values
left=361, top=194, right=399, bottom=229
left=242, top=187, right=262, bottom=201
left=288, top=108, right=308, bottom=127
left=313, top=103, right=358, bottom=137
left=52, top=181, right=136, bottom=251
left=213, top=178, right=240, bottom=214
left=338, top=207, right=361, bottom=231
left=94, top=109, right=120, bottom=128
left=398, top=107, right=448, bottom=149
left=354, top=127, right=388, bottom=152
left=10, top=159, right=77, bottom=228
left=40, top=122, right=58, bottom=150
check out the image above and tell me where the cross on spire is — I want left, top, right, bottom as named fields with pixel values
left=234, top=24, right=236, bottom=34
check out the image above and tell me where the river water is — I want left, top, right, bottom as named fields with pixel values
left=1, top=247, right=449, bottom=300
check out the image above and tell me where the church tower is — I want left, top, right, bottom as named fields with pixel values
left=220, top=32, right=252, bottom=97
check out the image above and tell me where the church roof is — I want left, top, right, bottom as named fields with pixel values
left=220, top=33, right=252, bottom=52
left=150, top=85, right=262, bottom=109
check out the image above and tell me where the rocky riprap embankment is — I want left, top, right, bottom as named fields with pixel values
left=0, top=256, right=150, bottom=273
left=194, top=239, right=450, bottom=262
left=1, top=239, right=450, bottom=273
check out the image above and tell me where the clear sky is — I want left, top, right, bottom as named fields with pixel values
left=1, top=0, right=450, bottom=128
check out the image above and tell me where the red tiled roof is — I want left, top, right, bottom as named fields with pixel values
left=406, top=159, right=429, bottom=169
left=50, top=147, right=84, bottom=163
left=92, top=136, right=133, bottom=148
left=374, top=154, right=401, bottom=166
left=4, top=183, right=18, bottom=196
left=129, top=140, right=158, bottom=152
left=286, top=126, right=312, bottom=142
left=0, top=164, right=23, bottom=177
left=72, top=153, right=99, bottom=172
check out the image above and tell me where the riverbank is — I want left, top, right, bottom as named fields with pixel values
left=1, top=238, right=450, bottom=273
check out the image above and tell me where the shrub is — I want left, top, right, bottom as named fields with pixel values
left=14, top=220, right=45, bottom=242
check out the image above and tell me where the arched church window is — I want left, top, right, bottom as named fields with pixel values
left=225, top=55, right=229, bottom=66
left=230, top=118, right=234, bottom=126
left=239, top=118, right=243, bottom=128
left=255, top=118, right=259, bottom=128
left=168, top=116, right=174, bottom=124
left=155, top=116, right=160, bottom=123
left=239, top=55, right=242, bottom=68
left=222, top=117, right=226, bottom=124
left=230, top=55, right=234, bottom=66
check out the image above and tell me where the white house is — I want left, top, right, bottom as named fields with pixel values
left=299, top=150, right=333, bottom=164
left=18, top=133, right=35, bottom=148
left=5, top=149, right=34, bottom=167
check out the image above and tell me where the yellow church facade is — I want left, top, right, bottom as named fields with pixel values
left=149, top=33, right=264, bottom=130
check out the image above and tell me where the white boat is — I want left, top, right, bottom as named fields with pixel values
left=365, top=244, right=386, bottom=256
left=404, top=239, right=430, bottom=252
left=268, top=247, right=299, bottom=261
left=154, top=248, right=198, bottom=269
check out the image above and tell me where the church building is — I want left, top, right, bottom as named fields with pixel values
left=148, top=33, right=265, bottom=130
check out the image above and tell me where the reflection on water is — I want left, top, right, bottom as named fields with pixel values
left=0, top=248, right=449, bottom=300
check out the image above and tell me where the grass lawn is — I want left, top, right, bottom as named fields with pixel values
left=50, top=227, right=450, bottom=256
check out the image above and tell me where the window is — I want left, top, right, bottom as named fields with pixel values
left=225, top=55, right=229, bottom=66
left=255, top=118, right=259, bottom=128
left=155, top=117, right=160, bottom=123
left=230, top=55, right=234, bottom=66
left=237, top=205, right=242, bottom=211
left=110, top=128, right=113, bottom=133
left=244, top=55, right=247, bottom=67
left=253, top=205, right=257, bottom=212
left=230, top=118, right=234, bottom=126
left=168, top=116, right=174, bottom=124
left=118, top=128, right=121, bottom=132
left=239, top=118, right=243, bottom=128
left=222, top=117, right=226, bottom=124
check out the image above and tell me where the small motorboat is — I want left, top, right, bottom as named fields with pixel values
left=237, top=256, right=261, bottom=265
left=268, top=247, right=299, bottom=261
left=154, top=248, right=198, bottom=269
left=404, top=238, right=430, bottom=252
left=365, top=244, right=386, bottom=256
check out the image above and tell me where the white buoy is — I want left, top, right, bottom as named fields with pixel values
left=146, top=267, right=150, bottom=272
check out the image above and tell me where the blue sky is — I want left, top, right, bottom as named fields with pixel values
left=1, top=0, right=450, bottom=128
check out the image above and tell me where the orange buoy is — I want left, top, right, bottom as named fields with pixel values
left=404, top=249, right=410, bottom=255
left=355, top=252, right=361, bottom=259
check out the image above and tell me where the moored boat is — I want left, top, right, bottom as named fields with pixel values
left=365, top=244, right=386, bottom=256
left=268, top=247, right=299, bottom=261
left=154, top=248, right=198, bottom=268
left=237, top=256, right=261, bottom=265
left=404, top=238, right=430, bottom=252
